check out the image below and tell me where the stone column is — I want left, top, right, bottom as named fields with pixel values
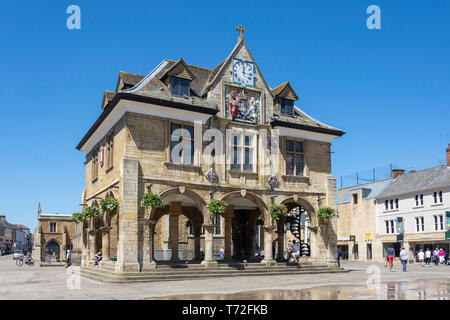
left=88, top=229, right=97, bottom=262
left=223, top=205, right=234, bottom=261
left=277, top=216, right=285, bottom=261
left=193, top=224, right=202, bottom=261
left=261, top=225, right=276, bottom=266
left=201, top=224, right=218, bottom=267
left=115, top=157, right=141, bottom=273
left=169, top=202, right=181, bottom=262
left=143, top=219, right=157, bottom=270
left=101, top=226, right=111, bottom=260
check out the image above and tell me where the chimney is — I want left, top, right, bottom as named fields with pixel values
left=392, top=169, right=405, bottom=179
left=447, top=143, right=450, bottom=167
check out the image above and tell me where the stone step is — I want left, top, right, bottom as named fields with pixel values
left=84, top=264, right=332, bottom=275
left=83, top=266, right=334, bottom=276
left=80, top=266, right=347, bottom=283
left=81, top=267, right=347, bottom=283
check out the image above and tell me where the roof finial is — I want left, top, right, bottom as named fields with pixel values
left=38, top=203, right=42, bottom=216
left=236, top=24, right=245, bottom=41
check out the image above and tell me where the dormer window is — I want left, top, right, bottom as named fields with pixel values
left=170, top=77, right=190, bottom=97
left=280, top=98, right=294, bottom=116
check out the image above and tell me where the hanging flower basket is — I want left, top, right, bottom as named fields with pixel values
left=83, top=206, right=102, bottom=219
left=317, top=207, right=335, bottom=220
left=269, top=204, right=288, bottom=220
left=72, top=212, right=88, bottom=223
left=208, top=200, right=228, bottom=216
left=141, top=192, right=164, bottom=209
left=100, top=197, right=119, bottom=214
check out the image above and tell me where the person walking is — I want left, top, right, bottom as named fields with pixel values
left=433, top=247, right=440, bottom=266
left=438, top=248, right=445, bottom=265
left=400, top=247, right=408, bottom=272
left=417, top=249, right=425, bottom=267
left=425, top=248, right=432, bottom=267
left=66, top=250, right=72, bottom=268
left=387, top=245, right=395, bottom=272
left=337, top=247, right=342, bottom=268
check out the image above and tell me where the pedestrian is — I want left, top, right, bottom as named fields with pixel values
left=433, top=247, right=440, bottom=266
left=438, top=248, right=445, bottom=265
left=417, top=249, right=425, bottom=266
left=219, top=248, right=224, bottom=260
left=387, top=244, right=395, bottom=272
left=94, top=250, right=102, bottom=265
left=66, top=250, right=72, bottom=268
left=425, top=248, right=432, bottom=267
left=400, top=247, right=408, bottom=272
left=290, top=240, right=300, bottom=263
left=337, top=247, right=342, bottom=268
left=199, top=248, right=205, bottom=261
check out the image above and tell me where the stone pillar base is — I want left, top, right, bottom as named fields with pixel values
left=260, top=259, right=277, bottom=267
left=142, top=261, right=157, bottom=271
left=114, top=262, right=140, bottom=273
left=201, top=260, right=219, bottom=268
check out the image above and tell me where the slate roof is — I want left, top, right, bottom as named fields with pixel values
left=377, top=165, right=450, bottom=199
left=77, top=39, right=345, bottom=150
left=337, top=179, right=393, bottom=204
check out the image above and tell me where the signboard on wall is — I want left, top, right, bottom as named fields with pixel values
left=446, top=212, right=450, bottom=230
left=349, top=235, right=356, bottom=242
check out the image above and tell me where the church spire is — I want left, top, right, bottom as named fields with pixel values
left=37, top=203, right=42, bottom=216
left=236, top=24, right=245, bottom=42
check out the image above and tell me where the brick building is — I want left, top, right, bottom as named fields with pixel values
left=75, top=30, right=344, bottom=273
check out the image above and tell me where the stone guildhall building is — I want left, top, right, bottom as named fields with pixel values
left=32, top=205, right=77, bottom=265
left=75, top=28, right=344, bottom=275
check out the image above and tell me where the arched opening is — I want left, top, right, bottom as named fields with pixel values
left=220, top=191, right=268, bottom=261
left=45, top=240, right=60, bottom=262
left=278, top=197, right=317, bottom=260
left=149, top=188, right=206, bottom=263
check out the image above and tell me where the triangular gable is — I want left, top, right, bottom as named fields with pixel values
left=101, top=90, right=115, bottom=109
left=160, top=58, right=195, bottom=82
left=272, top=81, right=299, bottom=101
left=202, top=38, right=274, bottom=98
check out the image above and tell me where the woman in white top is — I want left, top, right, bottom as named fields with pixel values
left=417, top=249, right=425, bottom=266
left=425, top=249, right=432, bottom=267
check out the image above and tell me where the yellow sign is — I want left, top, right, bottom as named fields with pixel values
left=365, top=232, right=373, bottom=241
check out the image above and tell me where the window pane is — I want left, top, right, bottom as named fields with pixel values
left=286, top=153, right=294, bottom=175
left=233, top=135, right=241, bottom=146
left=280, top=98, right=294, bottom=116
left=295, top=141, right=303, bottom=153
left=286, top=140, right=294, bottom=152
left=295, top=155, right=303, bottom=176
left=244, top=147, right=252, bottom=172
left=170, top=140, right=182, bottom=163
left=171, top=123, right=181, bottom=134
left=184, top=126, right=194, bottom=138
left=231, top=145, right=240, bottom=170
left=244, top=135, right=250, bottom=146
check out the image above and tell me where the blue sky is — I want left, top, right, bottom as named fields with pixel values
left=0, top=0, right=449, bottom=230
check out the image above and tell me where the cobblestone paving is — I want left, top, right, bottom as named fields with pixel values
left=1, top=255, right=449, bottom=300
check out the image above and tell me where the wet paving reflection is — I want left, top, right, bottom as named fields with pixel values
left=147, top=279, right=450, bottom=300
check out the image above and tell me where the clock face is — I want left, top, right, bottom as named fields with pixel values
left=232, top=58, right=254, bottom=86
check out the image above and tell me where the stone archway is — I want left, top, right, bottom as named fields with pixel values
left=144, top=187, right=208, bottom=269
left=45, top=239, right=61, bottom=262
left=278, top=196, right=318, bottom=260
left=219, top=191, right=271, bottom=263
